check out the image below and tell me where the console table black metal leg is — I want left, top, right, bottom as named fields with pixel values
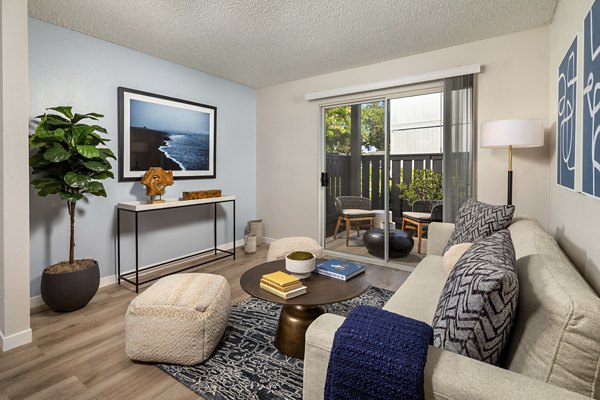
left=135, top=211, right=139, bottom=293
left=214, top=203, right=217, bottom=255
left=233, top=200, right=236, bottom=259
left=117, top=209, right=121, bottom=284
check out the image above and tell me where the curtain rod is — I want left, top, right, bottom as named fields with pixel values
left=305, top=64, right=481, bottom=101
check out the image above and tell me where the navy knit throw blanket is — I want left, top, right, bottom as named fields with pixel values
left=324, top=305, right=433, bottom=400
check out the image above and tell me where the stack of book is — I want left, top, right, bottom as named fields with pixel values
left=260, top=271, right=307, bottom=299
left=315, top=259, right=366, bottom=281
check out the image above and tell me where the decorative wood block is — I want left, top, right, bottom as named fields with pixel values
left=182, top=190, right=222, bottom=200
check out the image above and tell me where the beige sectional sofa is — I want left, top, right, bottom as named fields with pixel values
left=304, top=216, right=600, bottom=399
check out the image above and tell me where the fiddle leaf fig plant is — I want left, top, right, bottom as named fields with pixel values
left=29, top=106, right=116, bottom=265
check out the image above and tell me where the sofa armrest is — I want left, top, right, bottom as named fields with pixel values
left=427, top=222, right=454, bottom=256
left=303, top=314, right=587, bottom=400
left=304, top=313, right=345, bottom=400
left=425, top=346, right=588, bottom=400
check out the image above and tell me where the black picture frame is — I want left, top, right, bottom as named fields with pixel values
left=117, top=87, right=217, bottom=181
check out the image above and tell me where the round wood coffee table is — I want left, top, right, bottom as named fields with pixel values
left=240, top=259, right=370, bottom=359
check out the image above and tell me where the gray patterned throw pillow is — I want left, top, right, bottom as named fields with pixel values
left=432, top=230, right=518, bottom=365
left=444, top=199, right=515, bottom=254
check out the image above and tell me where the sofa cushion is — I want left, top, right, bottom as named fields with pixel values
left=502, top=231, right=600, bottom=398
left=432, top=230, right=518, bottom=365
left=444, top=199, right=515, bottom=253
left=442, top=242, right=473, bottom=276
left=383, top=255, right=447, bottom=324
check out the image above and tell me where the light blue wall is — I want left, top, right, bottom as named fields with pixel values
left=28, top=18, right=256, bottom=297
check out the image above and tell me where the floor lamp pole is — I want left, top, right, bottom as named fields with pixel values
left=507, top=144, right=513, bottom=206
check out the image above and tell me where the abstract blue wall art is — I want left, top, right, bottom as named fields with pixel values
left=584, top=0, right=600, bottom=198
left=558, top=37, right=577, bottom=190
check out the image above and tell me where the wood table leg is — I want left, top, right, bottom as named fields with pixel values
left=345, top=218, right=351, bottom=246
left=333, top=216, right=342, bottom=239
left=275, top=304, right=325, bottom=359
left=417, top=222, right=423, bottom=253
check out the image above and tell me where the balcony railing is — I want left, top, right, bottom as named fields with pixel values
left=325, top=153, right=443, bottom=236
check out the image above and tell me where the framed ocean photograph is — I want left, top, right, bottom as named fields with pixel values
left=117, top=87, right=217, bottom=181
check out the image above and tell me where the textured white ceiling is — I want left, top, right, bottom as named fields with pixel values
left=28, top=0, right=558, bottom=88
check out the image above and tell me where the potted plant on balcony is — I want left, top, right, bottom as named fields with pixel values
left=29, top=106, right=116, bottom=312
left=398, top=169, right=443, bottom=207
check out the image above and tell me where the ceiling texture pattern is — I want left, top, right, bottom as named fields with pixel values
left=28, top=0, right=558, bottom=88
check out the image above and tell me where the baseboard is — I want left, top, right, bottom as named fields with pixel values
left=0, top=327, right=32, bottom=352
left=30, top=274, right=117, bottom=309
left=30, top=239, right=246, bottom=309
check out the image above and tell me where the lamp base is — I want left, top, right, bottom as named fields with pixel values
left=507, top=170, right=513, bottom=206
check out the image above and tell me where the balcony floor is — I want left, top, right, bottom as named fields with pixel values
left=325, top=228, right=426, bottom=267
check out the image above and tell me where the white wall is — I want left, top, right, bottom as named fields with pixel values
left=256, top=27, right=550, bottom=241
left=548, top=0, right=600, bottom=293
left=29, top=19, right=256, bottom=297
left=1, top=0, right=31, bottom=350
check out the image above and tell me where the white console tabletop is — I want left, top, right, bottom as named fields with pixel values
left=117, top=195, right=236, bottom=212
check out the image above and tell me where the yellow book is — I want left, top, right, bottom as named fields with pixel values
left=262, top=271, right=300, bottom=287
left=260, top=278, right=303, bottom=292
left=259, top=282, right=307, bottom=299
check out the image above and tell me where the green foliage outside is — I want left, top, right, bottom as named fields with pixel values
left=325, top=101, right=384, bottom=154
left=398, top=169, right=443, bottom=206
left=29, top=106, right=115, bottom=264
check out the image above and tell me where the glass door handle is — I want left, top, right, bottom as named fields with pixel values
left=321, top=172, right=328, bottom=187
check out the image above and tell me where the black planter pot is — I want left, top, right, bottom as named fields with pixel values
left=41, top=261, right=100, bottom=312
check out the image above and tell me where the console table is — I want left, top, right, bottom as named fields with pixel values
left=116, top=196, right=236, bottom=292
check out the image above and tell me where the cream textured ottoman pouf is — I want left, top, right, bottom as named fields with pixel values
left=266, top=236, right=325, bottom=262
left=125, top=273, right=231, bottom=365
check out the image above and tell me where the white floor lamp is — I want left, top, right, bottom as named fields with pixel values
left=480, top=119, right=544, bottom=205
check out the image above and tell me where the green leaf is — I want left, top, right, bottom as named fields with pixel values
left=33, top=128, right=66, bottom=145
left=91, top=171, right=115, bottom=180
left=85, top=132, right=109, bottom=145
left=82, top=160, right=110, bottom=172
left=98, top=147, right=116, bottom=160
left=31, top=177, right=61, bottom=186
left=37, top=182, right=63, bottom=196
left=48, top=106, right=73, bottom=119
left=64, top=172, right=90, bottom=188
left=91, top=124, right=107, bottom=133
left=85, top=181, right=106, bottom=197
left=72, top=125, right=96, bottom=144
left=59, top=192, right=83, bottom=202
left=76, top=145, right=100, bottom=158
left=44, top=115, right=71, bottom=127
left=71, top=113, right=103, bottom=123
left=29, top=153, right=50, bottom=168
left=43, top=144, right=71, bottom=162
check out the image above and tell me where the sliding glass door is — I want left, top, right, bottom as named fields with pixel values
left=322, top=100, right=387, bottom=259
left=320, top=76, right=473, bottom=265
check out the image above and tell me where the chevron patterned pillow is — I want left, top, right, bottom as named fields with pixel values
left=432, top=230, right=518, bottom=365
left=443, top=199, right=515, bottom=254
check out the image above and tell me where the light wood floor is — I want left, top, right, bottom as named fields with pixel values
left=0, top=246, right=411, bottom=400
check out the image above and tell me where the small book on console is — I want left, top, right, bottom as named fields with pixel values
left=259, top=282, right=307, bottom=299
left=314, top=259, right=366, bottom=281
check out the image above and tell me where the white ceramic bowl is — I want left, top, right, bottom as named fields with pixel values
left=285, top=252, right=316, bottom=279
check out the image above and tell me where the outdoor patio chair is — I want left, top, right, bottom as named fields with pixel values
left=401, top=200, right=443, bottom=254
left=333, top=196, right=375, bottom=246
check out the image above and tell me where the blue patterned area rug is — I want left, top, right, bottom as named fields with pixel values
left=157, top=287, right=393, bottom=400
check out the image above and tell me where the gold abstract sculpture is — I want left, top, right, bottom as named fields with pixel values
left=141, top=167, right=174, bottom=203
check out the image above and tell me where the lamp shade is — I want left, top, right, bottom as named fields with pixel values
left=480, top=119, right=544, bottom=148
